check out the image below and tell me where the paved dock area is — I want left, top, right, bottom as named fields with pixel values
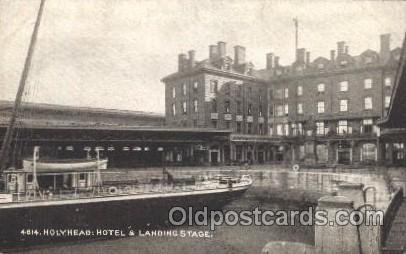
left=385, top=198, right=406, bottom=252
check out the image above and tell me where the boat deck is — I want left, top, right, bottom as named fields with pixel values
left=0, top=179, right=252, bottom=209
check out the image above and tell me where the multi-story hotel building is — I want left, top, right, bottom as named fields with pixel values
left=162, top=34, right=403, bottom=166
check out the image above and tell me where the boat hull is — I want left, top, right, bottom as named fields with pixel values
left=0, top=186, right=248, bottom=249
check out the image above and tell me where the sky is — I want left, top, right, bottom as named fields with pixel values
left=0, top=0, right=405, bottom=114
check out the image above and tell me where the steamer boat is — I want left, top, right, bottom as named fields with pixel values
left=0, top=0, right=252, bottom=247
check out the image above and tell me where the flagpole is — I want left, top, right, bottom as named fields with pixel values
left=294, top=17, right=298, bottom=56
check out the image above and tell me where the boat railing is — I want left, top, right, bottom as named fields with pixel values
left=4, top=178, right=251, bottom=204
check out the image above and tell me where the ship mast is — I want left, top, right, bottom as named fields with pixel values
left=0, top=0, right=46, bottom=171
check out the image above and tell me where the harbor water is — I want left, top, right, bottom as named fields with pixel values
left=10, top=166, right=394, bottom=254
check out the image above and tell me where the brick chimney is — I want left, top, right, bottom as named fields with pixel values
left=266, top=53, right=274, bottom=69
left=337, top=41, right=345, bottom=56
left=345, top=46, right=349, bottom=55
left=380, top=33, right=391, bottom=61
left=209, top=45, right=218, bottom=60
left=330, top=50, right=336, bottom=62
left=188, top=50, right=196, bottom=69
left=234, top=45, right=246, bottom=65
left=306, top=51, right=310, bottom=66
left=178, top=53, right=187, bottom=72
left=274, top=56, right=280, bottom=67
left=217, top=41, right=226, bottom=58
left=296, top=48, right=306, bottom=63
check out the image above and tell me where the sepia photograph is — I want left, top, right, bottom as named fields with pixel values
left=0, top=0, right=406, bottom=253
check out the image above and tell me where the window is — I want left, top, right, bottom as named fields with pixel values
left=268, top=124, right=273, bottom=136
left=284, top=124, right=290, bottom=136
left=385, top=96, right=391, bottom=108
left=297, top=123, right=303, bottom=135
left=318, top=63, right=325, bottom=70
left=284, top=88, right=289, bottom=98
left=224, top=100, right=231, bottom=113
left=340, top=60, right=348, bottom=66
left=364, top=97, right=372, bottom=110
left=362, top=143, right=377, bottom=162
left=292, top=123, right=297, bottom=136
left=259, top=105, right=263, bottom=117
left=269, top=104, right=274, bottom=117
left=277, top=124, right=283, bottom=136
left=237, top=122, right=242, bottom=133
left=225, top=121, right=231, bottom=129
left=225, top=83, right=231, bottom=95
left=365, top=57, right=372, bottom=64
left=172, top=87, right=176, bottom=98
left=27, top=174, right=33, bottom=183
left=364, top=78, right=373, bottom=89
left=211, top=120, right=218, bottom=128
left=316, top=122, right=325, bottom=135
left=193, top=99, right=198, bottom=113
left=385, top=77, right=391, bottom=87
left=236, top=101, right=242, bottom=114
left=297, top=85, right=303, bottom=96
left=340, top=81, right=348, bottom=92
left=275, top=89, right=283, bottom=99
left=317, top=83, right=325, bottom=93
left=79, top=173, right=86, bottom=180
left=276, top=105, right=284, bottom=116
left=337, top=120, right=348, bottom=135
left=211, top=99, right=217, bottom=112
left=317, top=101, right=325, bottom=114
left=284, top=104, right=289, bottom=116
left=340, top=99, right=348, bottom=112
left=172, top=103, right=176, bottom=116
left=182, top=83, right=187, bottom=96
left=210, top=80, right=218, bottom=93
left=362, top=119, right=373, bottom=134
left=182, top=101, right=187, bottom=114
left=258, top=123, right=264, bottom=135
left=247, top=123, right=252, bottom=134
left=193, top=81, right=199, bottom=90
left=248, top=87, right=252, bottom=98
left=247, top=104, right=252, bottom=115
left=237, top=85, right=242, bottom=96
left=297, top=103, right=303, bottom=114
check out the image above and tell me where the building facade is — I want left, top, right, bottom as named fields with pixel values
left=162, top=34, right=402, bottom=166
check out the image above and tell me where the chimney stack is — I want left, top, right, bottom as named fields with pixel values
left=380, top=33, right=391, bottom=61
left=217, top=41, right=226, bottom=58
left=337, top=41, right=345, bottom=56
left=188, top=50, right=196, bottom=69
left=266, top=53, right=274, bottom=70
left=274, top=56, right=280, bottom=67
left=234, top=45, right=246, bottom=65
left=344, top=46, right=349, bottom=55
left=209, top=45, right=218, bottom=60
left=296, top=48, right=306, bottom=63
left=306, top=51, right=310, bottom=66
left=330, top=50, right=336, bottom=62
left=178, top=53, right=187, bottom=72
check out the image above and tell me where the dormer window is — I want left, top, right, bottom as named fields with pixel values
left=318, top=63, right=325, bottom=70
left=224, top=62, right=231, bottom=70
left=276, top=70, right=282, bottom=76
left=193, top=81, right=199, bottom=90
left=296, top=66, right=303, bottom=72
left=247, top=68, right=253, bottom=75
left=365, top=57, right=372, bottom=64
left=394, top=54, right=400, bottom=61
left=340, top=60, right=348, bottom=67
